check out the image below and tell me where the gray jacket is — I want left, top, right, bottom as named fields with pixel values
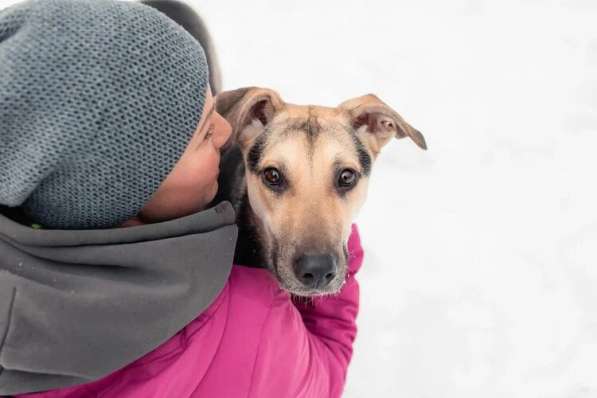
left=0, top=202, right=237, bottom=395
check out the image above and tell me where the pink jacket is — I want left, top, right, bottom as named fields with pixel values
left=18, top=225, right=363, bottom=398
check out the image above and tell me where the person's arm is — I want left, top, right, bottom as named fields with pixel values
left=249, top=224, right=363, bottom=398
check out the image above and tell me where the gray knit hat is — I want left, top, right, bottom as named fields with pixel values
left=0, top=0, right=209, bottom=229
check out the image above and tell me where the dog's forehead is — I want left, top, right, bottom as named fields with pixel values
left=262, top=132, right=351, bottom=162
left=246, top=103, right=372, bottom=175
left=282, top=103, right=342, bottom=118
left=259, top=123, right=368, bottom=177
left=274, top=104, right=350, bottom=129
left=267, top=104, right=352, bottom=141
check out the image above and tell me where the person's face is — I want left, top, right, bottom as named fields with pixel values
left=122, top=87, right=232, bottom=226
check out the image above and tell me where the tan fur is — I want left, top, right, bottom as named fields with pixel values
left=216, top=87, right=426, bottom=296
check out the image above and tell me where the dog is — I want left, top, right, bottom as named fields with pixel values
left=211, top=87, right=426, bottom=297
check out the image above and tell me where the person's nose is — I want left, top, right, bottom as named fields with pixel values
left=212, top=112, right=232, bottom=150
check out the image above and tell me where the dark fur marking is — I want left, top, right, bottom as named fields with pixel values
left=357, top=146, right=372, bottom=176
left=351, top=134, right=372, bottom=176
left=231, top=192, right=265, bottom=268
left=282, top=114, right=321, bottom=139
left=247, top=133, right=267, bottom=173
left=306, top=107, right=321, bottom=141
left=280, top=112, right=322, bottom=160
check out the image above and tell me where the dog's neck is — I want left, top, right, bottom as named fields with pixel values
left=211, top=143, right=267, bottom=268
left=234, top=192, right=266, bottom=268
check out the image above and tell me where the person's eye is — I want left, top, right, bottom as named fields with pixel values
left=204, top=125, right=215, bottom=140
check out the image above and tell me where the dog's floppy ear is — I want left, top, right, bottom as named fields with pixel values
left=339, top=94, right=427, bottom=154
left=215, top=87, right=284, bottom=147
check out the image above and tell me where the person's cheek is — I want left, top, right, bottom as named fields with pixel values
left=195, top=146, right=219, bottom=189
left=206, top=141, right=221, bottom=175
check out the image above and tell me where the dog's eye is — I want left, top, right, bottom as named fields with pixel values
left=262, top=167, right=285, bottom=190
left=337, top=169, right=358, bottom=190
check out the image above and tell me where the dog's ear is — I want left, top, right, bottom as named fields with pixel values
left=339, top=94, right=427, bottom=154
left=215, top=87, right=284, bottom=147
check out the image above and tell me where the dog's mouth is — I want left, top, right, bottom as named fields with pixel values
left=280, top=275, right=347, bottom=297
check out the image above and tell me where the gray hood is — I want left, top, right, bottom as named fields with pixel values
left=0, top=201, right=237, bottom=395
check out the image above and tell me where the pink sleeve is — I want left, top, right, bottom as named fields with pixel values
left=249, top=224, right=363, bottom=398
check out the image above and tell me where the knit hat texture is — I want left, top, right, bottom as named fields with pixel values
left=0, top=0, right=208, bottom=229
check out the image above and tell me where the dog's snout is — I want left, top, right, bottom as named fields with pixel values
left=293, top=254, right=337, bottom=289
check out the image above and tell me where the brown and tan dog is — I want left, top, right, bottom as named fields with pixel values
left=212, top=87, right=426, bottom=297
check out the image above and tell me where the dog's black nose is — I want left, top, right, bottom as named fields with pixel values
left=293, top=254, right=337, bottom=289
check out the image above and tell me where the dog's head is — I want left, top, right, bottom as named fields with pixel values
left=217, top=87, right=426, bottom=296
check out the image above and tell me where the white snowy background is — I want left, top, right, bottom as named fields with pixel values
left=3, top=0, right=596, bottom=397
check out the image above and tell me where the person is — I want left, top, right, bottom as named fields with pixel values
left=0, top=1, right=363, bottom=397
